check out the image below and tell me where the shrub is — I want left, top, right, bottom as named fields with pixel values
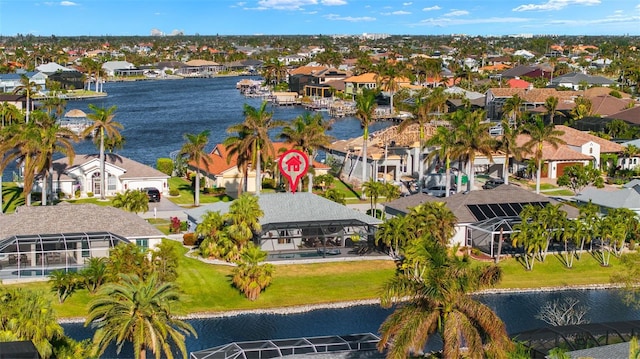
left=87, top=192, right=94, bottom=198
left=169, top=188, right=180, bottom=196
left=156, top=158, right=174, bottom=176
left=182, top=232, right=196, bottom=246
left=262, top=178, right=276, bottom=189
left=169, top=216, right=181, bottom=234
left=74, top=189, right=81, bottom=198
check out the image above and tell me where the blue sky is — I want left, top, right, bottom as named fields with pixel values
left=1, top=0, right=639, bottom=37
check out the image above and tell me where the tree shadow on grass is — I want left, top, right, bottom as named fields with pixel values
left=3, top=186, right=25, bottom=213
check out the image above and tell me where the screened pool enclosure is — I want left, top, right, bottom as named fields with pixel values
left=0, top=231, right=130, bottom=281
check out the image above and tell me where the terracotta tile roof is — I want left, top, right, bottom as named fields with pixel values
left=385, top=184, right=578, bottom=223
left=488, top=88, right=524, bottom=97
left=587, top=95, right=635, bottom=116
left=516, top=125, right=624, bottom=160
left=606, top=105, right=640, bottom=125
left=507, top=78, right=531, bottom=89
left=289, top=66, right=328, bottom=75
left=193, top=142, right=329, bottom=174
left=184, top=59, right=220, bottom=66
left=344, top=72, right=378, bottom=83
left=583, top=87, right=632, bottom=99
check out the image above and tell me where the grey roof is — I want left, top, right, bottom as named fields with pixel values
left=574, top=185, right=640, bottom=210
left=52, top=154, right=169, bottom=181
left=185, top=192, right=382, bottom=231
left=551, top=72, right=614, bottom=86
left=385, top=184, right=578, bottom=222
left=0, top=203, right=163, bottom=240
left=564, top=341, right=629, bottom=359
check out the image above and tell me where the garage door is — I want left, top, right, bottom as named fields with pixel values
left=556, top=162, right=583, bottom=177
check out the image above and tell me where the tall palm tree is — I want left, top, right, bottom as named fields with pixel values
left=179, top=130, right=212, bottom=206
left=425, top=125, right=457, bottom=197
left=0, top=121, right=43, bottom=206
left=543, top=96, right=564, bottom=125
left=224, top=126, right=252, bottom=196
left=82, top=104, right=122, bottom=200
left=523, top=116, right=566, bottom=194
left=453, top=109, right=494, bottom=191
left=279, top=111, right=334, bottom=159
left=407, top=202, right=457, bottom=246
left=232, top=243, right=275, bottom=301
left=493, top=118, right=524, bottom=185
left=32, top=112, right=78, bottom=205
left=228, top=102, right=285, bottom=195
left=397, top=88, right=433, bottom=191
left=85, top=273, right=197, bottom=359
left=12, top=73, right=41, bottom=123
left=355, top=89, right=378, bottom=198
left=378, top=240, right=512, bottom=358
left=501, top=94, right=525, bottom=128
left=362, top=178, right=384, bottom=218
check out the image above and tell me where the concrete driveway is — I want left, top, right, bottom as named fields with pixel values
left=139, top=197, right=188, bottom=220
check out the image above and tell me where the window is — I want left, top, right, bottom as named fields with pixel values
left=278, top=238, right=292, bottom=244
left=136, top=239, right=149, bottom=249
left=107, top=174, right=116, bottom=191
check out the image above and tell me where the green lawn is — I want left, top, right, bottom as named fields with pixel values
left=6, top=239, right=632, bottom=319
left=167, top=177, right=233, bottom=206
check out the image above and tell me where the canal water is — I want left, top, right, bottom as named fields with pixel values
left=61, top=288, right=640, bottom=358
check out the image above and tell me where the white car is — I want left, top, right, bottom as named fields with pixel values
left=422, top=185, right=455, bottom=197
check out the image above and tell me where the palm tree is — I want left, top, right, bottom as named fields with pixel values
left=355, top=89, right=378, bottom=198
left=228, top=102, right=285, bottom=195
left=85, top=273, right=197, bottom=359
left=543, top=96, right=564, bottom=125
left=179, top=130, right=212, bottom=206
left=397, top=89, right=434, bottom=191
left=0, top=121, right=43, bottom=206
left=501, top=94, right=524, bottom=128
left=279, top=111, right=334, bottom=159
left=493, top=118, right=524, bottom=185
left=82, top=104, right=122, bottom=200
left=12, top=73, right=41, bottom=123
left=623, top=144, right=640, bottom=170
left=425, top=125, right=457, bottom=196
left=407, top=202, right=457, bottom=246
left=232, top=243, right=275, bottom=301
left=523, top=116, right=566, bottom=194
left=32, top=112, right=78, bottom=205
left=375, top=215, right=413, bottom=259
left=224, top=193, right=264, bottom=252
left=112, top=189, right=149, bottom=214
left=453, top=109, right=494, bottom=191
left=224, top=125, right=252, bottom=195
left=378, top=240, right=512, bottom=358
left=362, top=178, right=384, bottom=218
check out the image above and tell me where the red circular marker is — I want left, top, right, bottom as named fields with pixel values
left=278, top=149, right=310, bottom=193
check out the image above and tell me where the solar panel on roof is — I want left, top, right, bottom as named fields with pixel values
left=502, top=203, right=519, bottom=216
left=489, top=203, right=508, bottom=217
left=478, top=204, right=497, bottom=219
left=468, top=204, right=488, bottom=221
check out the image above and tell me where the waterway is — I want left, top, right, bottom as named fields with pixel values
left=61, top=288, right=640, bottom=358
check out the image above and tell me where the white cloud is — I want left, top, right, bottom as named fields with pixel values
left=321, top=0, right=347, bottom=5
left=419, top=16, right=529, bottom=26
left=60, top=1, right=77, bottom=5
left=257, top=0, right=317, bottom=10
left=403, top=2, right=412, bottom=5
left=382, top=10, right=411, bottom=15
left=513, top=0, right=600, bottom=12
left=324, top=13, right=376, bottom=22
left=305, top=10, right=318, bottom=14
left=422, top=5, right=441, bottom=11
left=548, top=14, right=640, bottom=26
left=444, top=10, right=469, bottom=16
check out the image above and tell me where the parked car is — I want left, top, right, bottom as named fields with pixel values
left=482, top=178, right=505, bottom=190
left=142, top=187, right=161, bottom=202
left=422, top=185, right=455, bottom=197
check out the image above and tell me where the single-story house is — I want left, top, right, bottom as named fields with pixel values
left=190, top=143, right=330, bottom=196
left=515, top=125, right=624, bottom=178
left=384, top=184, right=578, bottom=257
left=550, top=72, right=615, bottom=90
left=185, top=192, right=382, bottom=253
left=574, top=179, right=640, bottom=215
left=0, top=203, right=164, bottom=282
left=46, top=154, right=170, bottom=198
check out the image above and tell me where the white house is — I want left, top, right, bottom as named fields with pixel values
left=101, top=61, right=137, bottom=77
left=46, top=154, right=169, bottom=198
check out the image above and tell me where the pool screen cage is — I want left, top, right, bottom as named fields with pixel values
left=466, top=216, right=522, bottom=258
left=190, top=333, right=382, bottom=359
left=0, top=231, right=130, bottom=280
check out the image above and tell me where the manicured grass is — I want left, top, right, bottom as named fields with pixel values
left=2, top=182, right=24, bottom=213
left=543, top=189, right=576, bottom=196
left=146, top=218, right=172, bottom=235
left=167, top=177, right=233, bottom=206
left=9, top=238, right=631, bottom=319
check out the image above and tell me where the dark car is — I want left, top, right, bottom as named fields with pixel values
left=482, top=178, right=505, bottom=190
left=143, top=187, right=161, bottom=202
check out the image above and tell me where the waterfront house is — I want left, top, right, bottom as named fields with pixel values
left=384, top=184, right=577, bottom=257
left=180, top=59, right=223, bottom=77
left=191, top=142, right=330, bottom=196
left=344, top=73, right=379, bottom=97
left=574, top=179, right=640, bottom=216
left=101, top=61, right=140, bottom=77
left=185, top=192, right=382, bottom=253
left=0, top=203, right=164, bottom=282
left=0, top=71, right=47, bottom=93
left=44, top=154, right=169, bottom=199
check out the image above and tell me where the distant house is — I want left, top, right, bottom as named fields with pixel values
left=485, top=87, right=578, bottom=121
left=344, top=72, right=378, bottom=97
left=550, top=72, right=615, bottom=90
left=102, top=61, right=141, bottom=77
left=0, top=71, right=47, bottom=93
left=498, top=65, right=550, bottom=80
left=574, top=179, right=640, bottom=215
left=180, top=59, right=223, bottom=77
left=46, top=154, right=169, bottom=199
left=514, top=125, right=624, bottom=178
